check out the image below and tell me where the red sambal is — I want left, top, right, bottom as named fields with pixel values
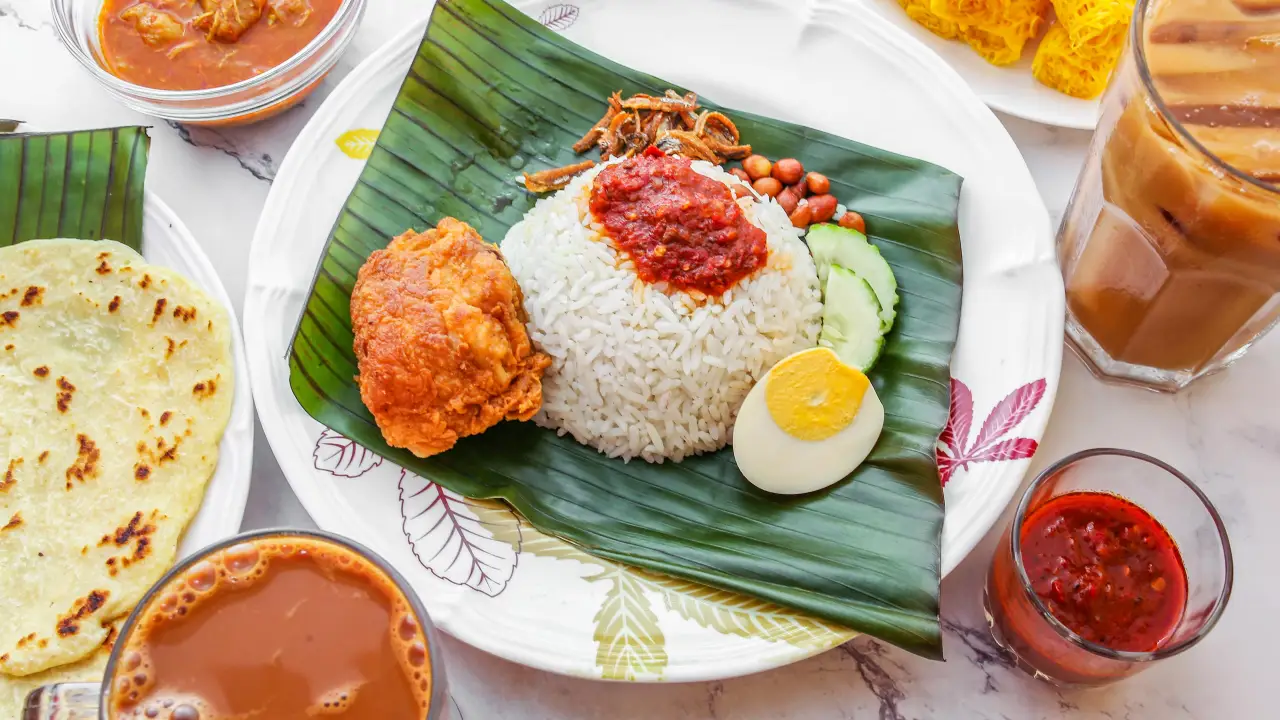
left=588, top=150, right=768, bottom=296
left=1020, top=492, right=1188, bottom=652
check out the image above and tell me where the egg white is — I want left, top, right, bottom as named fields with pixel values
left=732, top=369, right=885, bottom=495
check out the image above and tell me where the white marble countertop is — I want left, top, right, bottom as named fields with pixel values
left=3, top=1, right=1275, bottom=717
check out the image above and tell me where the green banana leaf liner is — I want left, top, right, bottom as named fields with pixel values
left=290, top=0, right=962, bottom=658
left=0, top=127, right=149, bottom=251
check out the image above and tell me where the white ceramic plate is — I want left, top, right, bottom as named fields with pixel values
left=866, top=0, right=1101, bottom=129
left=141, top=194, right=255, bottom=553
left=244, top=0, right=1063, bottom=681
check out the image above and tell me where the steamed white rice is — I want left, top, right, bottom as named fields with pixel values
left=502, top=160, right=822, bottom=463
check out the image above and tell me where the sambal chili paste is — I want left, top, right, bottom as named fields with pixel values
left=1020, top=492, right=1188, bottom=652
left=589, top=151, right=768, bottom=297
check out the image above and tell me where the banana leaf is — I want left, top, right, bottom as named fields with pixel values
left=290, top=0, right=961, bottom=659
left=0, top=127, right=149, bottom=251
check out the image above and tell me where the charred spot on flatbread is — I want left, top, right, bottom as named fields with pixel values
left=55, top=376, right=76, bottom=413
left=108, top=295, right=121, bottom=313
left=21, top=286, right=44, bottom=307
left=151, top=298, right=167, bottom=324
left=2, top=310, right=18, bottom=327
left=99, top=511, right=159, bottom=575
left=2, top=513, right=22, bottom=531
left=172, top=305, right=197, bottom=323
left=64, top=434, right=100, bottom=488
left=1, top=458, right=19, bottom=493
left=192, top=377, right=218, bottom=398
left=33, top=366, right=48, bottom=378
left=55, top=590, right=110, bottom=638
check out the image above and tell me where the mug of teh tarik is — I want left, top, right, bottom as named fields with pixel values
left=1058, top=0, right=1280, bottom=392
left=23, top=529, right=453, bottom=720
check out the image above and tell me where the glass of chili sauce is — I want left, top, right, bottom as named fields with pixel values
left=985, top=448, right=1233, bottom=687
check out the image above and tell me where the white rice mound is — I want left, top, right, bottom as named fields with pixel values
left=502, top=159, right=823, bottom=463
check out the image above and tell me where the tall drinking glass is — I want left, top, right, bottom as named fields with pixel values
left=1059, top=0, right=1280, bottom=392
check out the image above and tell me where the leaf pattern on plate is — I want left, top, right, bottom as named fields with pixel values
left=313, top=429, right=383, bottom=477
left=592, top=566, right=668, bottom=680
left=472, top=499, right=599, bottom=566
left=335, top=129, right=380, bottom=160
left=636, top=571, right=853, bottom=651
left=399, top=471, right=519, bottom=597
left=937, top=378, right=1045, bottom=485
left=538, top=3, right=580, bottom=31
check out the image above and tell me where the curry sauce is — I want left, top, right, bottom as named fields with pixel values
left=98, top=0, right=343, bottom=91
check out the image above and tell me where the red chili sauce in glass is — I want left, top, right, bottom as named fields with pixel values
left=1020, top=492, right=1188, bottom=652
left=588, top=150, right=768, bottom=297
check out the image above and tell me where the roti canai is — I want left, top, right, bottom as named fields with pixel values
left=0, top=240, right=233, bottom=678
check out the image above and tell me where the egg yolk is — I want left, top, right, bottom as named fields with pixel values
left=764, top=348, right=870, bottom=441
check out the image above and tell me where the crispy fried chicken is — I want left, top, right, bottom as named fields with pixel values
left=350, top=218, right=551, bottom=458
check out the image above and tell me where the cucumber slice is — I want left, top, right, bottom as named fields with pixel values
left=807, top=223, right=899, bottom=333
left=818, top=265, right=884, bottom=371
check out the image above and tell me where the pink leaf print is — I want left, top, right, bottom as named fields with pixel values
left=970, top=379, right=1046, bottom=454
left=937, top=378, right=1044, bottom=486
left=970, top=438, right=1039, bottom=463
left=938, top=377, right=974, bottom=456
left=399, top=471, right=518, bottom=597
left=313, top=429, right=383, bottom=478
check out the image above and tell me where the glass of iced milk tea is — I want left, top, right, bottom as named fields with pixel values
left=1059, top=0, right=1280, bottom=391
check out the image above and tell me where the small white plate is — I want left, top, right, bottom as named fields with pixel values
left=866, top=0, right=1101, bottom=129
left=141, top=193, right=255, bottom=553
left=245, top=0, right=1063, bottom=682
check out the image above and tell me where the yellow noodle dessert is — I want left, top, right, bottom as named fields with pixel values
left=1051, top=0, right=1133, bottom=50
left=899, top=0, right=1131, bottom=97
left=899, top=0, right=964, bottom=40
left=957, top=0, right=1051, bottom=66
left=1033, top=21, right=1128, bottom=98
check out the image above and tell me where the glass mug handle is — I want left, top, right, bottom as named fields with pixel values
left=23, top=682, right=102, bottom=720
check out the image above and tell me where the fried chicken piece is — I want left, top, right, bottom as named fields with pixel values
left=351, top=218, right=551, bottom=458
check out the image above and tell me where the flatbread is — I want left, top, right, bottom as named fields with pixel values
left=0, top=623, right=116, bottom=719
left=0, top=240, right=233, bottom=677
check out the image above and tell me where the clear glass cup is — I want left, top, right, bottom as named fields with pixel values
left=22, top=529, right=455, bottom=720
left=50, top=0, right=367, bottom=126
left=1058, top=0, right=1280, bottom=392
left=984, top=449, right=1233, bottom=687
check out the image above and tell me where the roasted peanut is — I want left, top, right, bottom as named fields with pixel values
left=838, top=211, right=867, bottom=233
left=808, top=194, right=838, bottom=223
left=772, top=158, right=804, bottom=185
left=805, top=172, right=831, bottom=195
left=729, top=167, right=752, bottom=184
left=789, top=203, right=813, bottom=229
left=753, top=177, right=783, bottom=197
left=776, top=187, right=800, bottom=215
left=743, top=155, right=773, bottom=181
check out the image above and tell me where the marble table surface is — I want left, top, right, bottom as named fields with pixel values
left=3, top=1, right=1275, bottom=717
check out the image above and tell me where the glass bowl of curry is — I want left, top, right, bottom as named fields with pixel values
left=52, top=0, right=366, bottom=125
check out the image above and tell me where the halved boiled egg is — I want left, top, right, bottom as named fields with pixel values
left=733, top=347, right=884, bottom=495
